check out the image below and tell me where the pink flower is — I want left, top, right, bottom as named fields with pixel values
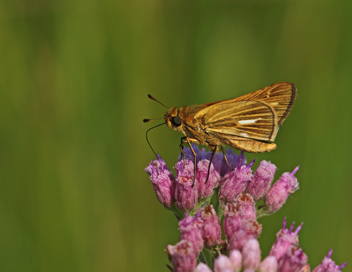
left=194, top=263, right=212, bottom=272
left=213, top=255, right=233, bottom=272
left=242, top=239, right=261, bottom=270
left=166, top=240, right=196, bottom=272
left=223, top=194, right=256, bottom=240
left=236, top=193, right=256, bottom=221
left=179, top=212, right=204, bottom=255
left=219, top=160, right=255, bottom=203
left=144, top=152, right=346, bottom=272
left=264, top=166, right=299, bottom=214
left=246, top=160, right=276, bottom=201
left=229, top=250, right=242, bottom=271
left=145, top=155, right=175, bottom=208
left=174, top=159, right=198, bottom=211
left=227, top=220, right=262, bottom=251
left=312, top=249, right=347, bottom=272
left=223, top=202, right=243, bottom=239
left=277, top=245, right=308, bottom=272
left=259, top=256, right=278, bottom=272
left=269, top=218, right=302, bottom=262
left=199, top=204, right=222, bottom=248
left=196, top=159, right=220, bottom=200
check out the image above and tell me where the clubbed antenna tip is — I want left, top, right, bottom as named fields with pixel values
left=147, top=94, right=169, bottom=109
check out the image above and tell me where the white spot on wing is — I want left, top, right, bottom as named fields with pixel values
left=241, top=133, right=249, bottom=137
left=238, top=118, right=262, bottom=125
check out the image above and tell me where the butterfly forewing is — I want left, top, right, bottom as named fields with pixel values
left=194, top=100, right=278, bottom=142
left=232, top=82, right=296, bottom=125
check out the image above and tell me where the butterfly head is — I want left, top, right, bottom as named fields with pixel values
left=165, top=107, right=183, bottom=132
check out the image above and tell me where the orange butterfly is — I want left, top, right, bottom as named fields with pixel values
left=144, top=82, right=296, bottom=180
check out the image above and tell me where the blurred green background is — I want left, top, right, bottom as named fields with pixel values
left=0, top=1, right=351, bottom=271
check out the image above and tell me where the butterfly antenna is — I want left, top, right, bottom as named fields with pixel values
left=145, top=122, right=166, bottom=160
left=143, top=117, right=164, bottom=123
left=147, top=94, right=169, bottom=109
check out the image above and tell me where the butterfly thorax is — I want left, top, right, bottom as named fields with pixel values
left=165, top=105, right=217, bottom=146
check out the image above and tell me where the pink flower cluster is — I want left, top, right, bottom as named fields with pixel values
left=167, top=210, right=345, bottom=272
left=145, top=146, right=346, bottom=272
left=145, top=145, right=298, bottom=215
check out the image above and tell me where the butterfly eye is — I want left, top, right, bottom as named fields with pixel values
left=171, top=116, right=182, bottom=127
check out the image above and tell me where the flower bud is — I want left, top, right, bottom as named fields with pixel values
left=229, top=250, right=242, bottom=271
left=259, top=256, right=278, bottom=272
left=223, top=202, right=242, bottom=239
left=145, top=155, right=175, bottom=208
left=199, top=204, right=222, bottom=248
left=236, top=193, right=256, bottom=221
left=264, top=166, right=299, bottom=214
left=227, top=220, right=262, bottom=251
left=246, top=160, right=276, bottom=201
left=179, top=212, right=204, bottom=255
left=278, top=245, right=308, bottom=272
left=299, top=264, right=311, bottom=272
left=214, top=254, right=233, bottom=272
left=312, top=249, right=347, bottom=272
left=196, top=160, right=220, bottom=200
left=166, top=240, right=196, bottom=272
left=223, top=194, right=256, bottom=240
left=219, top=161, right=254, bottom=203
left=242, top=239, right=261, bottom=270
left=269, top=218, right=302, bottom=262
left=194, top=263, right=212, bottom=272
left=174, top=160, right=198, bottom=211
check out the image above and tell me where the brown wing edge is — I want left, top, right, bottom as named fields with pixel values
left=265, top=100, right=279, bottom=142
left=278, top=82, right=297, bottom=125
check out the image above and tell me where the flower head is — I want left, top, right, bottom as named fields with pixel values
left=223, top=194, right=256, bottom=239
left=213, top=254, right=234, bottom=272
left=166, top=240, right=196, bottom=272
left=259, top=256, right=278, bottom=272
left=312, top=249, right=347, bottom=272
left=264, top=166, right=299, bottom=214
left=174, top=159, right=198, bottom=211
left=196, top=159, right=220, bottom=200
left=242, top=239, right=261, bottom=270
left=199, top=204, right=222, bottom=248
left=227, top=220, right=262, bottom=251
left=269, top=218, right=302, bottom=261
left=278, top=245, right=308, bottom=272
left=219, top=160, right=254, bottom=203
left=179, top=212, right=204, bottom=255
left=145, top=155, right=175, bottom=208
left=194, top=263, right=213, bottom=272
left=246, top=160, right=277, bottom=201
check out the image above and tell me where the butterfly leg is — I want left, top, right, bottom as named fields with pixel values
left=221, top=146, right=233, bottom=171
left=205, top=145, right=218, bottom=184
left=185, top=137, right=197, bottom=187
left=179, top=137, right=187, bottom=166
